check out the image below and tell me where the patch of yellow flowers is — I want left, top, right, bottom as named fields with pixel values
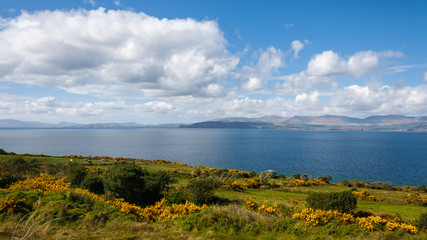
left=407, top=192, right=427, bottom=206
left=292, top=208, right=418, bottom=234
left=292, top=208, right=355, bottom=226
left=0, top=195, right=26, bottom=214
left=245, top=197, right=282, bottom=217
left=7, top=173, right=70, bottom=193
left=353, top=189, right=377, bottom=201
left=71, top=187, right=207, bottom=222
left=3, top=174, right=206, bottom=223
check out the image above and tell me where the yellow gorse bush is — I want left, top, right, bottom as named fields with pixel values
left=257, top=201, right=283, bottom=217
left=7, top=173, right=71, bottom=193
left=141, top=199, right=207, bottom=222
left=4, top=174, right=206, bottom=223
left=353, top=189, right=377, bottom=201
left=292, top=208, right=418, bottom=234
left=292, top=208, right=355, bottom=226
left=245, top=196, right=257, bottom=210
left=244, top=197, right=282, bottom=217
left=0, top=195, right=26, bottom=214
left=407, top=192, right=427, bottom=206
left=241, top=178, right=262, bottom=189
left=71, top=188, right=206, bottom=222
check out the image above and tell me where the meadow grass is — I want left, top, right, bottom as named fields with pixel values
left=1, top=153, right=426, bottom=239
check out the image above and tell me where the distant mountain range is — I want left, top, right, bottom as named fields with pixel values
left=1, top=115, right=427, bottom=131
left=181, top=115, right=427, bottom=131
left=0, top=119, right=177, bottom=129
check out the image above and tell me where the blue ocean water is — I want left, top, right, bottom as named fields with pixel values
left=0, top=128, right=426, bottom=186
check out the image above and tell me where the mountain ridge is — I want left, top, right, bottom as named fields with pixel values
left=2, top=115, right=427, bottom=131
left=182, top=115, right=427, bottom=131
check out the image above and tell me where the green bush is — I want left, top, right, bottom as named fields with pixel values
left=187, top=177, right=220, bottom=205
left=67, top=163, right=87, bottom=187
left=0, top=157, right=40, bottom=179
left=164, top=188, right=188, bottom=205
left=81, top=173, right=105, bottom=194
left=0, top=176, right=19, bottom=188
left=416, top=212, right=427, bottom=230
left=104, top=163, right=173, bottom=206
left=0, top=148, right=8, bottom=155
left=180, top=205, right=288, bottom=234
left=317, top=174, right=332, bottom=183
left=260, top=170, right=277, bottom=183
left=306, top=190, right=357, bottom=213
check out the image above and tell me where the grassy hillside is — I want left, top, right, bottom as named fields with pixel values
left=0, top=151, right=426, bottom=239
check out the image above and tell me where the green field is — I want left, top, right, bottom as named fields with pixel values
left=0, top=151, right=426, bottom=239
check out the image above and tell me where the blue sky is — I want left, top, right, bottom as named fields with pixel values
left=0, top=0, right=426, bottom=124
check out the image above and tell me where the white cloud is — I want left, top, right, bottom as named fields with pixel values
left=284, top=23, right=294, bottom=28
left=240, top=47, right=284, bottom=91
left=135, top=101, right=177, bottom=113
left=424, top=72, right=427, bottom=81
left=290, top=40, right=304, bottom=58
left=113, top=0, right=120, bottom=6
left=0, top=8, right=238, bottom=97
left=295, top=91, right=319, bottom=106
left=328, top=84, right=427, bottom=115
left=272, top=71, right=337, bottom=95
left=306, top=50, right=403, bottom=77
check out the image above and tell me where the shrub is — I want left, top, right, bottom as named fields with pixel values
left=164, top=188, right=188, bottom=205
left=81, top=173, right=105, bottom=194
left=417, top=185, right=427, bottom=193
left=292, top=174, right=301, bottom=179
left=0, top=148, right=8, bottom=155
left=260, top=170, right=277, bottom=182
left=317, top=174, right=332, bottom=183
left=187, top=177, right=220, bottom=205
left=67, top=163, right=87, bottom=187
left=306, top=190, right=357, bottom=213
left=42, top=162, right=68, bottom=176
left=180, top=204, right=287, bottom=234
left=349, top=179, right=364, bottom=188
left=366, top=181, right=393, bottom=190
left=416, top=212, right=427, bottom=230
left=338, top=179, right=349, bottom=186
left=104, top=163, right=173, bottom=206
left=0, top=176, right=19, bottom=188
left=300, top=174, right=309, bottom=181
left=0, top=157, right=40, bottom=179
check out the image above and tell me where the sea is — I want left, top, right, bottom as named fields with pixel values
left=0, top=128, right=426, bottom=186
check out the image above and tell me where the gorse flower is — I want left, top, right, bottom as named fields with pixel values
left=7, top=173, right=70, bottom=193
left=0, top=195, right=26, bottom=215
left=292, top=207, right=418, bottom=234
left=245, top=197, right=282, bottom=217
left=353, top=189, right=377, bottom=201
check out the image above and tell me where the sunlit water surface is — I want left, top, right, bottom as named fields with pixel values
left=0, top=128, right=426, bottom=186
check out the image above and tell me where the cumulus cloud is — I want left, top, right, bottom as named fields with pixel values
left=424, top=72, right=427, bottom=81
left=240, top=47, right=284, bottom=91
left=0, top=8, right=238, bottom=97
left=272, top=49, right=404, bottom=96
left=290, top=40, right=304, bottom=58
left=135, top=101, right=177, bottom=113
left=295, top=91, right=319, bottom=106
left=272, top=71, right=336, bottom=95
left=328, top=84, right=427, bottom=114
left=306, top=50, right=403, bottom=77
left=0, top=94, right=112, bottom=118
